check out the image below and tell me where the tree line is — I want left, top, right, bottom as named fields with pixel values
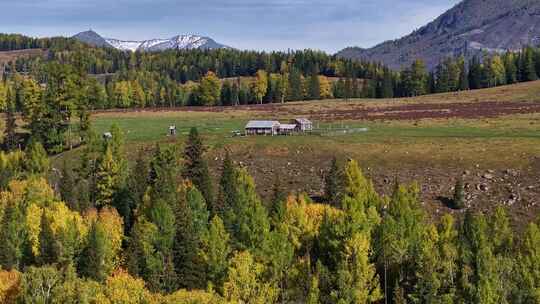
left=0, top=124, right=540, bottom=303
left=3, top=32, right=540, bottom=110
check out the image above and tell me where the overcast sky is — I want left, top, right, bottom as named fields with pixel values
left=0, top=0, right=461, bottom=53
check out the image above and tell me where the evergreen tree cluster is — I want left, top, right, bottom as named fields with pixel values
left=3, top=32, right=540, bottom=117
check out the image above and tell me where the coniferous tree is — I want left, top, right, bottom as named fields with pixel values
left=522, top=47, right=538, bottom=81
left=288, top=67, right=303, bottom=101
left=458, top=211, right=502, bottom=303
left=453, top=176, right=466, bottom=209
left=324, top=157, right=342, bottom=207
left=332, top=232, right=382, bottom=304
left=148, top=144, right=179, bottom=204
left=24, top=141, right=49, bottom=175
left=308, top=67, right=321, bottom=100
left=79, top=221, right=108, bottom=281
left=37, top=211, right=58, bottom=266
left=381, top=68, right=394, bottom=98
left=517, top=222, right=540, bottom=303
left=0, top=202, right=26, bottom=270
left=504, top=53, right=518, bottom=84
left=174, top=184, right=209, bottom=289
left=223, top=168, right=270, bottom=252
left=468, top=56, right=484, bottom=90
left=218, top=151, right=236, bottom=218
left=3, top=97, right=17, bottom=151
left=458, top=57, right=469, bottom=91
left=183, top=127, right=214, bottom=208
left=231, top=82, right=240, bottom=106
left=95, top=145, right=120, bottom=208
left=59, top=161, right=77, bottom=210
left=269, top=173, right=287, bottom=225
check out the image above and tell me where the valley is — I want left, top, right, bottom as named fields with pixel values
left=65, top=80, right=540, bottom=226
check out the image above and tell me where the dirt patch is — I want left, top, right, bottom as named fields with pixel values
left=94, top=100, right=540, bottom=122
left=207, top=149, right=540, bottom=229
left=0, top=49, right=47, bottom=66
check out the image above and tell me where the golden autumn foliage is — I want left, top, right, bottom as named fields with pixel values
left=1, top=177, right=56, bottom=209
left=96, top=207, right=125, bottom=269
left=0, top=269, right=21, bottom=304
left=163, top=289, right=224, bottom=304
left=318, top=75, right=333, bottom=99
left=223, top=251, right=278, bottom=304
left=98, top=269, right=154, bottom=304
left=26, top=201, right=87, bottom=257
left=281, top=193, right=342, bottom=251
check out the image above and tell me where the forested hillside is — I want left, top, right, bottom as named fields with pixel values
left=2, top=31, right=540, bottom=118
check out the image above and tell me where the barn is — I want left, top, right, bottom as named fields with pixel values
left=245, top=120, right=280, bottom=136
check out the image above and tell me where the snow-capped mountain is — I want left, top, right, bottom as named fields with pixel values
left=73, top=30, right=228, bottom=52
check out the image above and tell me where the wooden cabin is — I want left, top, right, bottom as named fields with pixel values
left=245, top=121, right=280, bottom=136
left=279, top=124, right=297, bottom=135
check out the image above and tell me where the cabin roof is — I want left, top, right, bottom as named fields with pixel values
left=294, top=118, right=312, bottom=124
left=245, top=120, right=280, bottom=129
left=280, top=124, right=297, bottom=130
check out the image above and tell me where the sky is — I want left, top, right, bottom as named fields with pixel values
left=0, top=0, right=462, bottom=53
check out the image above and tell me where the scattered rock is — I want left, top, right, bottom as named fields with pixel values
left=463, top=170, right=471, bottom=176
left=483, top=173, right=495, bottom=180
left=504, top=169, right=518, bottom=177
left=477, top=184, right=489, bottom=192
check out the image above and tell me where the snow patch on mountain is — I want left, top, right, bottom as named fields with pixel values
left=103, top=34, right=226, bottom=52
left=105, top=38, right=143, bottom=52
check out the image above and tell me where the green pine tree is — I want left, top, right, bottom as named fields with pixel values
left=38, top=211, right=59, bottom=266
left=217, top=151, right=236, bottom=218
left=183, top=127, right=214, bottom=208
left=95, top=145, right=120, bottom=208
left=453, top=177, right=466, bottom=209
left=308, top=67, right=321, bottom=100
left=59, top=161, right=78, bottom=211
left=3, top=97, right=17, bottom=151
left=24, top=141, right=49, bottom=175
left=79, top=221, right=109, bottom=282
left=174, top=185, right=209, bottom=289
left=324, top=157, right=342, bottom=207
left=0, top=202, right=26, bottom=270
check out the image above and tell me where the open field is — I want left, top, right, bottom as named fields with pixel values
left=78, top=81, right=540, bottom=226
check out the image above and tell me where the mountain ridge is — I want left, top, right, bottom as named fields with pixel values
left=73, top=30, right=228, bottom=52
left=337, top=0, right=540, bottom=70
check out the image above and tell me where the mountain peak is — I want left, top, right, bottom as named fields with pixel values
left=73, top=31, right=228, bottom=52
left=72, top=30, right=112, bottom=48
left=337, top=0, right=540, bottom=70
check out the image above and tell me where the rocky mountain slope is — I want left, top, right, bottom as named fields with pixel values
left=337, top=0, right=540, bottom=70
left=73, top=30, right=228, bottom=52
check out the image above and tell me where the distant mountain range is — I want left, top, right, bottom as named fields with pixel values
left=337, top=0, right=540, bottom=70
left=73, top=30, right=228, bottom=52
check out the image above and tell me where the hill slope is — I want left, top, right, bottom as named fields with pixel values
left=337, top=0, right=540, bottom=70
